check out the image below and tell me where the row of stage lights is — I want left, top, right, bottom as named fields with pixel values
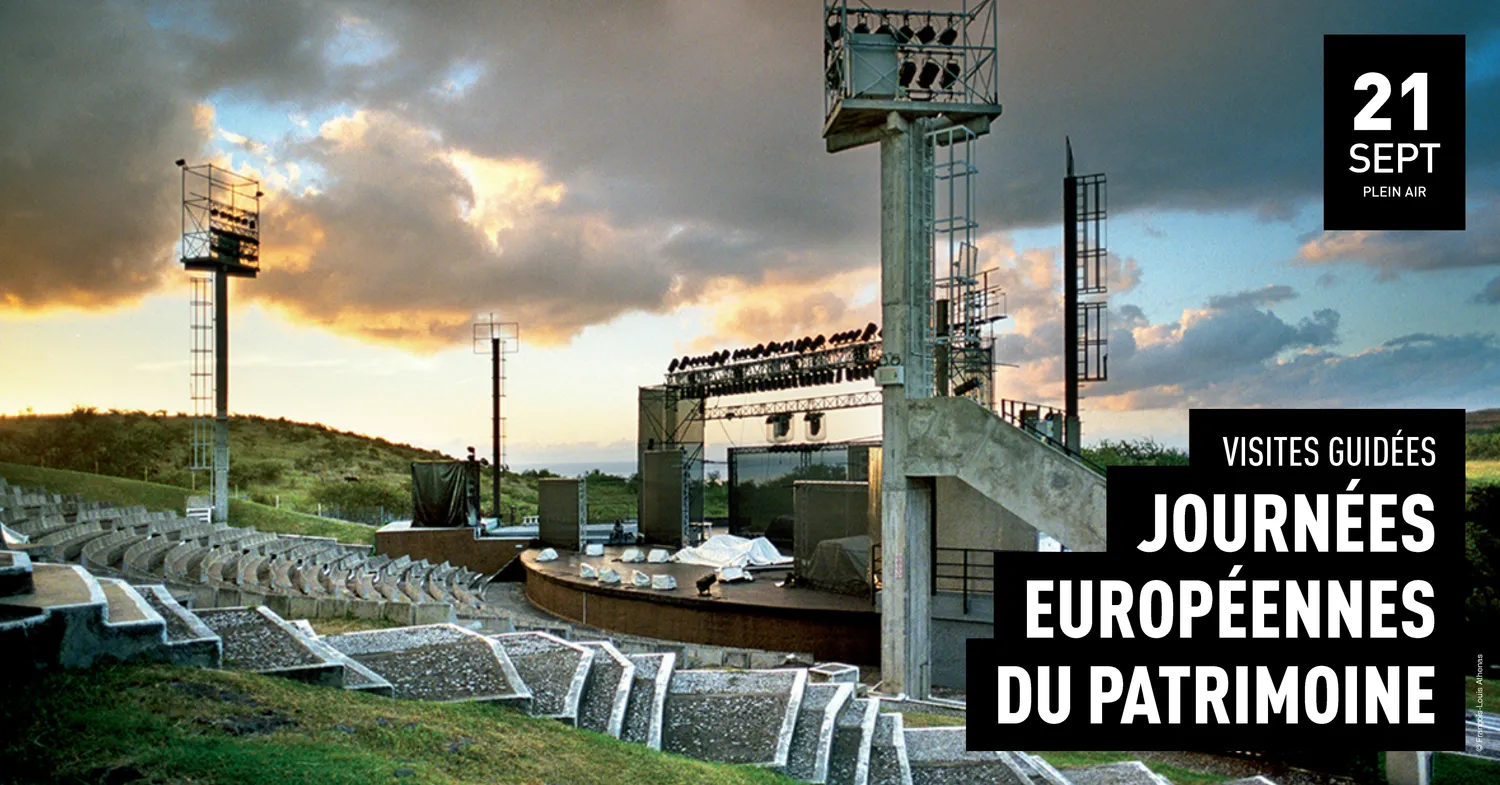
left=667, top=322, right=879, bottom=374
left=210, top=208, right=257, bottom=232
left=828, top=12, right=961, bottom=47
left=676, top=361, right=882, bottom=401
left=827, top=13, right=966, bottom=93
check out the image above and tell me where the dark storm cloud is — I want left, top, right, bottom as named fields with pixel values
left=0, top=1, right=207, bottom=308
left=3, top=0, right=1497, bottom=346
left=1206, top=284, right=1298, bottom=311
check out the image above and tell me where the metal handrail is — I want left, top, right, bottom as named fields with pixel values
left=994, top=398, right=1106, bottom=475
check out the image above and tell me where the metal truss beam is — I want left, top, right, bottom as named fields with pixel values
left=703, top=391, right=882, bottom=420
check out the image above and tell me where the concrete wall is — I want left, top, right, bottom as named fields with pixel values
left=374, top=521, right=529, bottom=575
left=905, top=396, right=1107, bottom=551
left=930, top=591, right=993, bottom=689
left=933, top=476, right=1037, bottom=552
left=537, top=478, right=585, bottom=551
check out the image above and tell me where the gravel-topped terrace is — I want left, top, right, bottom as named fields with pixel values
left=346, top=644, right=515, bottom=702
left=196, top=608, right=323, bottom=671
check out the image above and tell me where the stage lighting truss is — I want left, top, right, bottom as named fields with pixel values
left=823, top=1, right=998, bottom=118
left=664, top=339, right=884, bottom=400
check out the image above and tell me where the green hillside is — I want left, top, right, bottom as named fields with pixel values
left=0, top=409, right=658, bottom=525
left=2, top=663, right=791, bottom=785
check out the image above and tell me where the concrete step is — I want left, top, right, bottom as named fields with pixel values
left=492, top=631, right=595, bottom=723
left=277, top=618, right=394, bottom=697
left=660, top=668, right=807, bottom=768
left=827, top=696, right=881, bottom=785
left=786, top=681, right=855, bottom=784
left=322, top=624, right=530, bottom=707
left=903, top=727, right=1026, bottom=785
left=621, top=652, right=676, bottom=750
left=0, top=549, right=34, bottom=597
left=196, top=606, right=346, bottom=687
left=134, top=585, right=221, bottom=667
left=868, top=713, right=914, bottom=785
left=574, top=641, right=634, bottom=738
left=1011, top=753, right=1074, bottom=785
left=0, top=562, right=109, bottom=668
left=1062, top=762, right=1172, bottom=785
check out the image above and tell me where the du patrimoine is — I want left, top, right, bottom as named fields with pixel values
left=996, top=664, right=1436, bottom=725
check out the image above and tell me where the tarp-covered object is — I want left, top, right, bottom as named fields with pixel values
left=410, top=461, right=479, bottom=528
left=801, top=535, right=872, bottom=597
left=671, top=534, right=792, bottom=569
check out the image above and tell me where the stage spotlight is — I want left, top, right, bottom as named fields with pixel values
left=814, top=334, right=826, bottom=350
left=918, top=59, right=940, bottom=89
left=853, top=14, right=870, bottom=34
left=805, top=412, right=826, bottom=441
left=916, top=16, right=936, bottom=44
left=953, top=378, right=982, bottom=396
left=753, top=343, right=765, bottom=358
left=941, top=59, right=960, bottom=89
left=861, top=322, right=878, bottom=341
left=827, top=17, right=841, bottom=41
left=898, top=59, right=915, bottom=89
left=938, top=17, right=958, bottom=45
left=898, top=16, right=915, bottom=43
left=668, top=358, right=679, bottom=372
left=875, top=17, right=893, bottom=37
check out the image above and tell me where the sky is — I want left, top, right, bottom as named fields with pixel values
left=1, top=1, right=1497, bottom=470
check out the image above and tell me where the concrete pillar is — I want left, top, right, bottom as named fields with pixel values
left=214, top=271, right=230, bottom=524
left=1384, top=751, right=1433, bottom=785
left=879, top=112, right=933, bottom=698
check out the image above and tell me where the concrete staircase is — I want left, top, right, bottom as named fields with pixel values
left=905, top=396, right=1108, bottom=552
left=0, top=546, right=1276, bottom=785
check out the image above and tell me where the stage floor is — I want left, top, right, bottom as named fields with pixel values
left=520, top=546, right=874, bottom=615
left=519, top=546, right=879, bottom=664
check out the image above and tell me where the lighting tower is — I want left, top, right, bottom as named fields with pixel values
left=474, top=315, right=518, bottom=523
left=179, top=161, right=261, bottom=524
left=823, top=0, right=1001, bottom=698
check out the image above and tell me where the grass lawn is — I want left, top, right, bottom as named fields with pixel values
left=899, top=710, right=966, bottom=728
left=1, top=663, right=794, bottom=785
left=0, top=461, right=376, bottom=545
left=1435, top=752, right=1500, bottom=785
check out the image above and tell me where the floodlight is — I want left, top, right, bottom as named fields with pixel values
left=941, top=59, right=960, bottom=89
left=916, top=16, right=936, bottom=44
left=899, top=59, right=917, bottom=88
left=938, top=18, right=958, bottom=45
left=918, top=60, right=940, bottom=89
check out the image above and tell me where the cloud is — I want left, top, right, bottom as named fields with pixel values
left=1205, top=284, right=1298, bottom=311
left=977, top=235, right=1496, bottom=412
left=3, top=0, right=1498, bottom=354
left=1473, top=273, right=1500, bottom=305
left=1294, top=199, right=1500, bottom=280
left=0, top=2, right=210, bottom=310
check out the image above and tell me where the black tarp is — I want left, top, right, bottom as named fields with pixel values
left=410, top=460, right=479, bottom=528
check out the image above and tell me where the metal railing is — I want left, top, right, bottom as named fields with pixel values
left=994, top=398, right=1106, bottom=475
left=933, top=547, right=995, bottom=613
left=870, top=544, right=996, bottom=613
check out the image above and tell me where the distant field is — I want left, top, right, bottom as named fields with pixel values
left=1469, top=461, right=1500, bottom=484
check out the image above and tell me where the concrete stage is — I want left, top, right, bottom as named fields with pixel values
left=520, top=546, right=880, bottom=665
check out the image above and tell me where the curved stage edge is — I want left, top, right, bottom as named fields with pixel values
left=520, top=547, right=879, bottom=665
